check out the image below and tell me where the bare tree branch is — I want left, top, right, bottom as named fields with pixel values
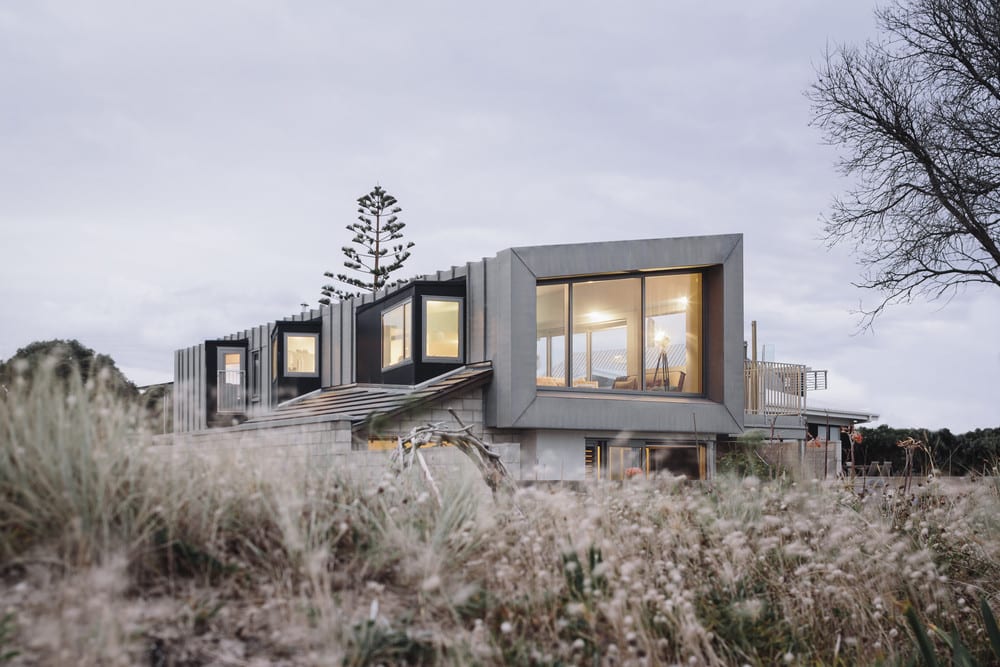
left=809, top=0, right=1000, bottom=326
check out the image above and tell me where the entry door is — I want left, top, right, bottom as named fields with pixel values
left=217, top=347, right=245, bottom=413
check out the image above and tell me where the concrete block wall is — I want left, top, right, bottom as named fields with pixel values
left=321, top=443, right=522, bottom=484
left=152, top=385, right=522, bottom=482
left=361, top=387, right=518, bottom=445
left=158, top=418, right=354, bottom=462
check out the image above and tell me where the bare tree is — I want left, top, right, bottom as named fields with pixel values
left=319, top=185, right=415, bottom=304
left=810, top=0, right=1000, bottom=325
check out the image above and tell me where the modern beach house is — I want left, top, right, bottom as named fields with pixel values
left=172, top=235, right=746, bottom=480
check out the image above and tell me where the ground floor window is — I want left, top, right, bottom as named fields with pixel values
left=585, top=439, right=705, bottom=480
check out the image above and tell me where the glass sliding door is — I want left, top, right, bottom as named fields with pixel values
left=587, top=439, right=706, bottom=480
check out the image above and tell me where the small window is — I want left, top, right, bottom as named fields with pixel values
left=423, top=297, right=463, bottom=361
left=271, top=337, right=278, bottom=381
left=381, top=300, right=412, bottom=369
left=223, top=352, right=242, bottom=384
left=284, top=332, right=319, bottom=377
left=216, top=347, right=244, bottom=414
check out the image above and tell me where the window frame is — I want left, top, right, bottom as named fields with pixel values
left=250, top=349, right=261, bottom=400
left=422, top=296, right=464, bottom=363
left=536, top=269, right=706, bottom=395
left=283, top=332, right=320, bottom=378
left=216, top=346, right=245, bottom=414
left=381, top=299, right=413, bottom=371
left=271, top=336, right=278, bottom=381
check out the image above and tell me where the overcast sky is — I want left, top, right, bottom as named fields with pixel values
left=1, top=1, right=997, bottom=431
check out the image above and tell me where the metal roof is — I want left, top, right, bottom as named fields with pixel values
left=243, top=362, right=493, bottom=431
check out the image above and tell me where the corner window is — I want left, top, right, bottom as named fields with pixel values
left=423, top=297, right=463, bottom=361
left=284, top=332, right=319, bottom=377
left=381, top=300, right=412, bottom=369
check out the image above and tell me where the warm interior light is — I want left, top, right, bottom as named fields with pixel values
left=654, top=329, right=671, bottom=350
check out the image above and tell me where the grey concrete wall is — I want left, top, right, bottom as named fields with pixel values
left=531, top=430, right=588, bottom=481
left=155, top=417, right=520, bottom=483
left=166, top=418, right=354, bottom=456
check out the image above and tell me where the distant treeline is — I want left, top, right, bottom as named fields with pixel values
left=1, top=339, right=171, bottom=433
left=852, top=424, right=1000, bottom=476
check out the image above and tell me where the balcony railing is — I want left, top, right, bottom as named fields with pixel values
left=745, top=360, right=806, bottom=416
left=217, top=370, right=246, bottom=413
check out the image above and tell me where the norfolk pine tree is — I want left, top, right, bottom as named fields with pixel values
left=319, top=185, right=415, bottom=304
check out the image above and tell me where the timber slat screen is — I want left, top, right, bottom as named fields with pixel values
left=744, top=360, right=806, bottom=416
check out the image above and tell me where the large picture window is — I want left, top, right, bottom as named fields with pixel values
left=381, top=300, right=412, bottom=369
left=284, top=332, right=319, bottom=377
left=424, top=297, right=463, bottom=361
left=536, top=271, right=703, bottom=393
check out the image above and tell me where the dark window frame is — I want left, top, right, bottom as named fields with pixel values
left=250, top=349, right=261, bottom=401
left=381, top=298, right=413, bottom=371
left=422, top=295, right=464, bottom=363
left=283, top=331, right=320, bottom=378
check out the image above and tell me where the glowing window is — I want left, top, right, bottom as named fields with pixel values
left=424, top=298, right=462, bottom=361
left=284, top=333, right=318, bottom=377
left=381, top=300, right=411, bottom=369
left=536, top=271, right=703, bottom=394
left=223, top=352, right=242, bottom=385
left=536, top=284, right=568, bottom=387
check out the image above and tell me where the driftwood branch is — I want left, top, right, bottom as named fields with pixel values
left=390, top=412, right=519, bottom=504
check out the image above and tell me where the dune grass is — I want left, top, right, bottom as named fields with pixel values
left=1, top=363, right=999, bottom=665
